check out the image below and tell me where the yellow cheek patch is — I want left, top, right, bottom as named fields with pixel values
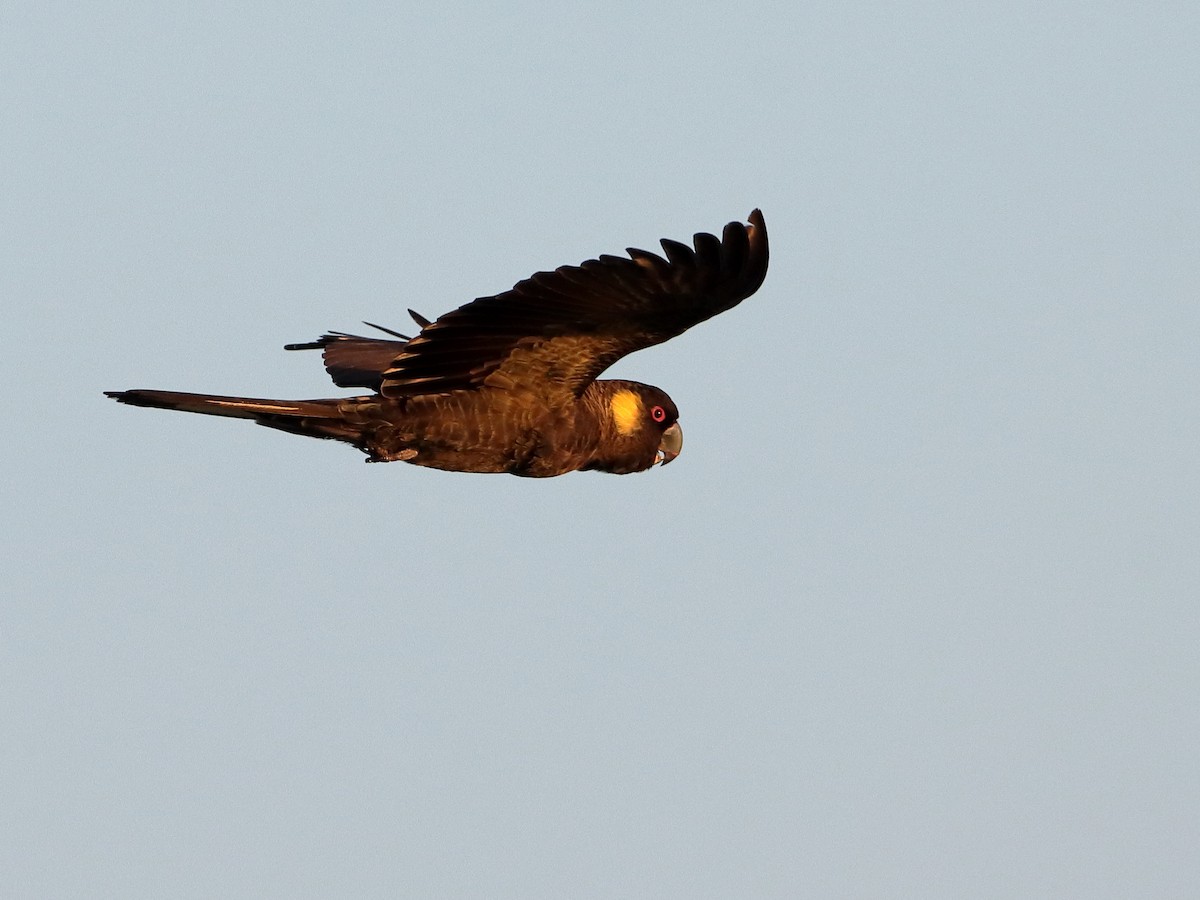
left=610, top=389, right=643, bottom=436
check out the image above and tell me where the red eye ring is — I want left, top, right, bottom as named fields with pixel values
left=651, top=405, right=667, bottom=423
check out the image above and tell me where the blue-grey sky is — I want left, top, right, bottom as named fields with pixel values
left=4, top=2, right=1198, bottom=897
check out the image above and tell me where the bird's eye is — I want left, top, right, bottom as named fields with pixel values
left=651, top=405, right=667, bottom=423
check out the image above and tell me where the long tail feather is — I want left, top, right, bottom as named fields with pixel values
left=104, top=389, right=339, bottom=420
left=104, top=389, right=367, bottom=446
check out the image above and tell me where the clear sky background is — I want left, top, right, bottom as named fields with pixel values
left=3, top=2, right=1198, bottom=897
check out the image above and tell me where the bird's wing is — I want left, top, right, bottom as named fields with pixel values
left=375, top=209, right=768, bottom=399
left=284, top=318, right=421, bottom=392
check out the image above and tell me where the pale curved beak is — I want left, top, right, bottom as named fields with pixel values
left=657, top=422, right=683, bottom=466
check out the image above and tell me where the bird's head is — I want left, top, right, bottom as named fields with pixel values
left=587, top=381, right=682, bottom=474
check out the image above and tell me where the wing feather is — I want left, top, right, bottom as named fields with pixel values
left=377, top=209, right=768, bottom=399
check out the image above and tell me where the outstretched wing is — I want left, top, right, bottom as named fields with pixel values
left=375, top=209, right=768, bottom=399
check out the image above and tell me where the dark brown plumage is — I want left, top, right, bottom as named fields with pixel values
left=106, top=210, right=768, bottom=476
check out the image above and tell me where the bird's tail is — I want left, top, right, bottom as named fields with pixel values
left=104, top=389, right=366, bottom=444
